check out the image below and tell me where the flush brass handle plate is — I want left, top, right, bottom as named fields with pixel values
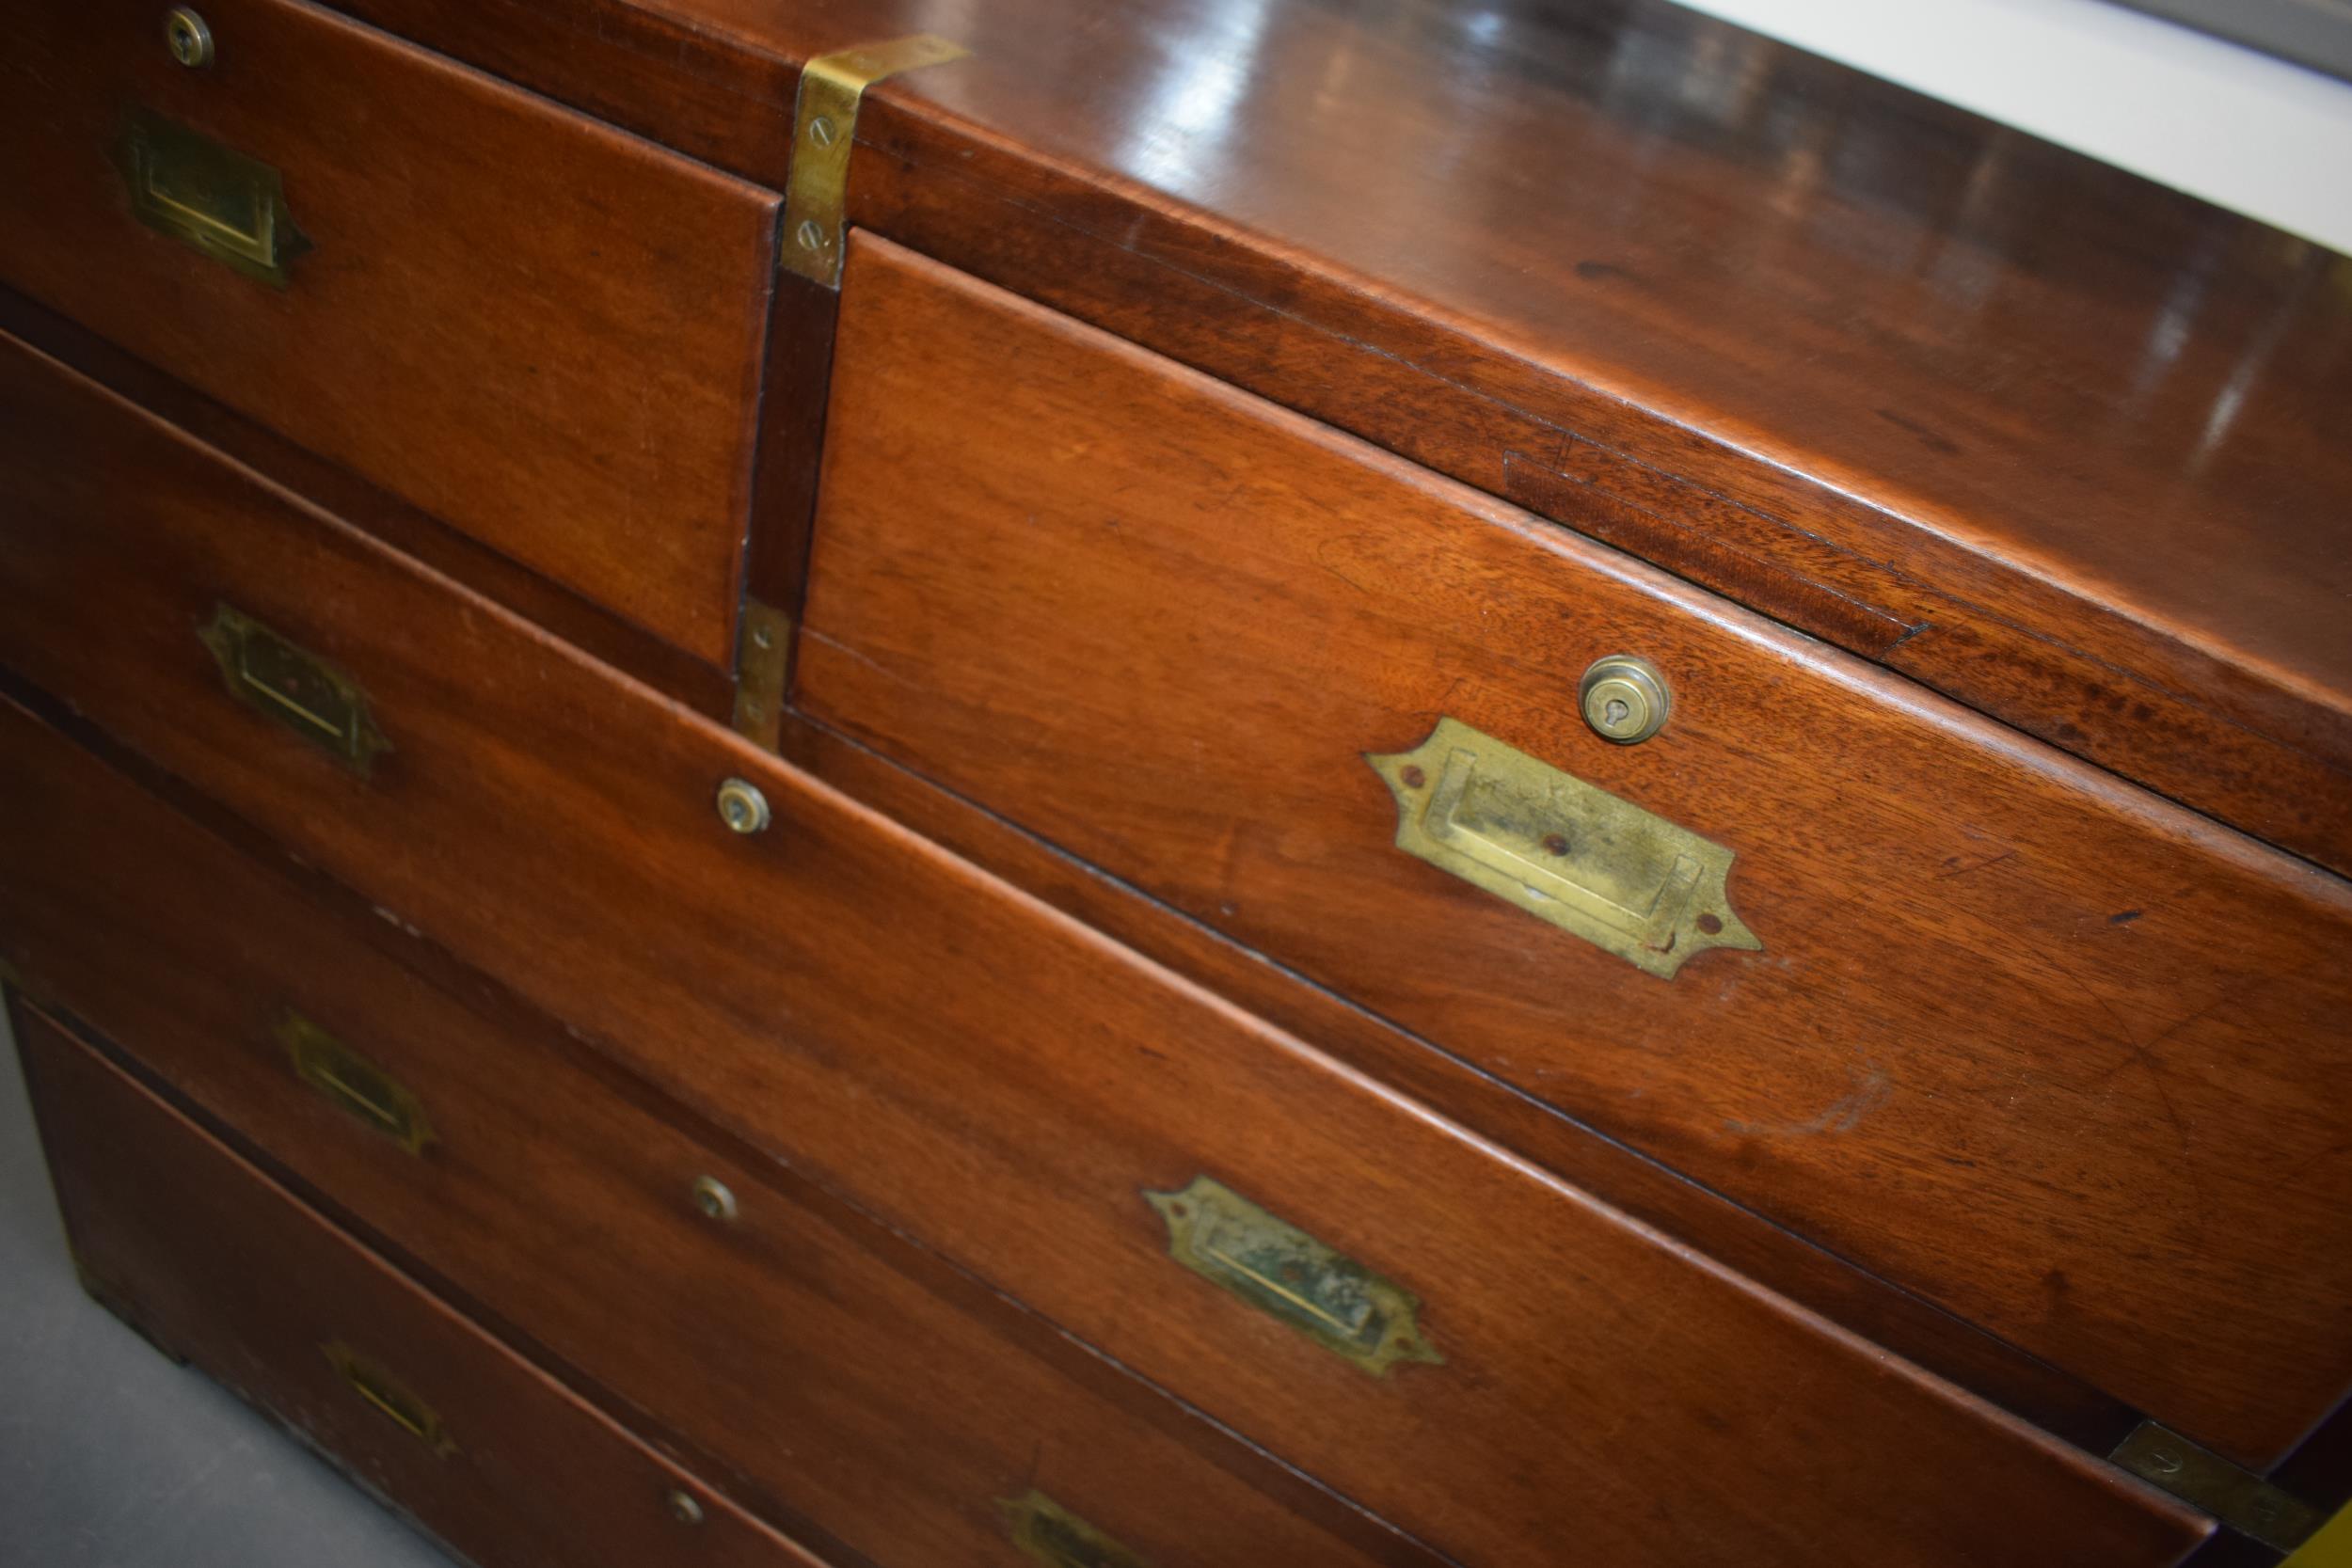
left=1147, top=1176, right=1440, bottom=1377
left=278, top=1009, right=433, bottom=1154
left=999, top=1490, right=1151, bottom=1568
left=199, top=603, right=389, bottom=774
left=1369, top=716, right=1758, bottom=978
left=112, top=106, right=310, bottom=286
left=323, top=1341, right=454, bottom=1455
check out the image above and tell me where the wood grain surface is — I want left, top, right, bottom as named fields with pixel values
left=0, top=694, right=1452, bottom=1568
left=0, top=284, right=737, bottom=721
left=11, top=999, right=840, bottom=1568
left=309, top=0, right=2352, bottom=873
left=0, top=331, right=2206, bottom=1567
left=0, top=0, right=780, bottom=670
left=795, top=239, right=2352, bottom=1472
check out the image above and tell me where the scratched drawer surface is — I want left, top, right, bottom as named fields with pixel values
left=0, top=328, right=2209, bottom=1568
left=12, top=997, right=835, bottom=1568
left=791, top=238, right=2352, bottom=1472
left=0, top=0, right=777, bottom=671
left=0, top=693, right=1443, bottom=1568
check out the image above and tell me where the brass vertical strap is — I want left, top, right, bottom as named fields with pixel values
left=731, top=597, right=792, bottom=750
left=779, top=35, right=968, bottom=288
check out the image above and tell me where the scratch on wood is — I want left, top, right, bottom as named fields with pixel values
left=1726, top=1068, right=1889, bottom=1138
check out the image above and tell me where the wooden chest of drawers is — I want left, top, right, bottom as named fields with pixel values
left=3, top=0, right=2346, bottom=1565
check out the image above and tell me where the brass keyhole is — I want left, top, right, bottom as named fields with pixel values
left=1579, top=656, right=1672, bottom=744
left=164, top=7, right=215, bottom=67
left=715, top=778, right=771, bottom=835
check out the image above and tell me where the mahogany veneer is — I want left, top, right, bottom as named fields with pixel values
left=3, top=0, right=2344, bottom=1562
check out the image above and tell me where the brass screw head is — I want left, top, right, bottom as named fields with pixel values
left=807, top=115, right=838, bottom=149
left=691, top=1175, right=739, bottom=1222
left=666, top=1489, right=707, bottom=1526
left=164, top=7, right=215, bottom=67
left=715, top=777, right=771, bottom=835
left=795, top=218, right=828, bottom=252
left=1579, top=655, right=1671, bottom=744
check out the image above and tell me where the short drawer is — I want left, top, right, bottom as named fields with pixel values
left=0, top=696, right=1430, bottom=1568
left=794, top=238, right=2352, bottom=1468
left=0, top=328, right=2206, bottom=1567
left=0, top=0, right=778, bottom=670
left=11, top=997, right=831, bottom=1568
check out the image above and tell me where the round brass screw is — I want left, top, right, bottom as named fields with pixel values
left=795, top=218, right=828, bottom=252
left=666, top=1489, right=707, bottom=1527
left=807, top=115, right=838, bottom=149
left=715, top=777, right=771, bottom=835
left=1578, top=655, right=1671, bottom=745
left=691, top=1176, right=739, bottom=1223
left=164, top=7, right=215, bottom=67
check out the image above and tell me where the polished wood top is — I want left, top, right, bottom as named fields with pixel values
left=315, top=0, right=2352, bottom=867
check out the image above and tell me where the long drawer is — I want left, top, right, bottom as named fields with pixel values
left=0, top=694, right=1431, bottom=1568
left=11, top=996, right=833, bottom=1568
left=0, top=0, right=778, bottom=670
left=0, top=327, right=2206, bottom=1567
left=794, top=236, right=2352, bottom=1469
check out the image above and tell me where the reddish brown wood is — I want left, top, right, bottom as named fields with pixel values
left=0, top=325, right=2206, bottom=1568
left=0, top=0, right=780, bottom=670
left=0, top=284, right=734, bottom=721
left=324, top=0, right=803, bottom=187
left=769, top=711, right=2146, bottom=1458
left=10, top=998, right=841, bottom=1568
left=0, top=698, right=1443, bottom=1568
left=303, top=0, right=2352, bottom=876
left=793, top=239, right=2352, bottom=1472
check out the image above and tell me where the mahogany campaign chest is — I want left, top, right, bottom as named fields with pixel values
left=3, top=0, right=2348, bottom=1564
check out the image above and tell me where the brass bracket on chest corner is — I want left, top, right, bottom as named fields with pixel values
left=2110, top=1422, right=2327, bottom=1555
left=780, top=34, right=969, bottom=288
left=731, top=597, right=792, bottom=751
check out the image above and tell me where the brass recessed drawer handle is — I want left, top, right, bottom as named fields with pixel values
left=111, top=106, right=311, bottom=286
left=999, top=1490, right=1151, bottom=1568
left=199, top=603, right=390, bottom=774
left=1146, top=1176, right=1440, bottom=1378
left=1369, top=716, right=1758, bottom=978
left=323, top=1341, right=454, bottom=1455
left=278, top=1009, right=434, bottom=1154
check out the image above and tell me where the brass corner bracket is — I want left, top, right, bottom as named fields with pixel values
left=780, top=34, right=968, bottom=288
left=2109, top=1422, right=2326, bottom=1555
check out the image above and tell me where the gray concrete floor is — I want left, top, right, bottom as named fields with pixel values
left=0, top=1004, right=451, bottom=1568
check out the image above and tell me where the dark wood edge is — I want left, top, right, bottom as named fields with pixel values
left=2270, top=1393, right=2352, bottom=1516
left=0, top=289, right=737, bottom=723
left=2179, top=1527, right=2289, bottom=1568
left=741, top=271, right=845, bottom=636
left=0, top=678, right=1462, bottom=1568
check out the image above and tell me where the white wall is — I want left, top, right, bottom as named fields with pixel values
left=1674, top=0, right=2352, bottom=255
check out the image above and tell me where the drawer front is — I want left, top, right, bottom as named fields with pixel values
left=0, top=331, right=2203, bottom=1568
left=0, top=0, right=778, bottom=669
left=795, top=239, right=2352, bottom=1468
left=0, top=699, right=1430, bottom=1568
left=11, top=998, right=832, bottom=1568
